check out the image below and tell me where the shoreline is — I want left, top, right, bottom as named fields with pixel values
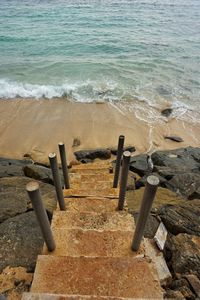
left=0, top=97, right=200, bottom=164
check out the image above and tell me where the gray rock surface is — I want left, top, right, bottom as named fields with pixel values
left=129, top=154, right=149, bottom=177
left=165, top=233, right=200, bottom=279
left=158, top=200, right=200, bottom=236
left=0, top=157, right=33, bottom=178
left=0, top=211, right=44, bottom=272
left=74, top=148, right=111, bottom=161
left=0, top=177, right=57, bottom=223
left=165, top=173, right=200, bottom=199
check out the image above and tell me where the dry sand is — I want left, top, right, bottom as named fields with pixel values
left=0, top=98, right=200, bottom=164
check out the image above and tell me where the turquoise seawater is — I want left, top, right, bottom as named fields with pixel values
left=0, top=0, right=199, bottom=112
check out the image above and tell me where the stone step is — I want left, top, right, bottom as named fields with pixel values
left=71, top=181, right=112, bottom=190
left=51, top=211, right=134, bottom=232
left=22, top=292, right=136, bottom=299
left=31, top=256, right=163, bottom=298
left=63, top=197, right=118, bottom=213
left=43, top=229, right=143, bottom=257
left=63, top=188, right=119, bottom=198
left=70, top=173, right=113, bottom=184
left=71, top=162, right=111, bottom=170
left=70, top=168, right=111, bottom=175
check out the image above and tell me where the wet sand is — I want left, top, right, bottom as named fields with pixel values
left=0, top=98, right=200, bottom=164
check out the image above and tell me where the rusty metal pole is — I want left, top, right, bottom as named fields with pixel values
left=118, top=151, right=131, bottom=210
left=58, top=142, right=70, bottom=189
left=26, top=181, right=56, bottom=252
left=132, top=175, right=159, bottom=251
left=49, top=153, right=66, bottom=211
left=113, top=135, right=125, bottom=188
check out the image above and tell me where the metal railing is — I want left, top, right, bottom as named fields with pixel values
left=113, top=135, right=125, bottom=188
left=26, top=181, right=56, bottom=252
left=118, top=151, right=131, bottom=210
left=49, top=152, right=66, bottom=211
left=58, top=142, right=70, bottom=189
left=132, top=175, right=159, bottom=251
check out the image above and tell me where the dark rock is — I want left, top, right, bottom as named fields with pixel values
left=184, top=274, right=200, bottom=298
left=23, top=164, right=63, bottom=185
left=164, top=135, right=184, bottom=142
left=110, top=145, right=136, bottom=155
left=132, top=213, right=160, bottom=238
left=74, top=149, right=111, bottom=161
left=151, top=147, right=200, bottom=172
left=72, top=138, right=81, bottom=148
left=0, top=157, right=33, bottom=178
left=171, top=278, right=190, bottom=290
left=165, top=173, right=200, bottom=199
left=164, top=289, right=185, bottom=299
left=161, top=108, right=173, bottom=117
left=79, top=158, right=92, bottom=164
left=129, top=154, right=149, bottom=177
left=0, top=177, right=57, bottom=223
left=166, top=233, right=200, bottom=279
left=0, top=192, right=27, bottom=223
left=136, top=173, right=166, bottom=189
left=0, top=211, right=44, bottom=272
left=158, top=200, right=200, bottom=236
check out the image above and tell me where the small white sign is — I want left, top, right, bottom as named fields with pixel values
left=154, top=222, right=168, bottom=251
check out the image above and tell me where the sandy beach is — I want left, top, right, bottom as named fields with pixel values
left=0, top=98, right=199, bottom=164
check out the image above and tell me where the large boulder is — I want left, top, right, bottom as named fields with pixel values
left=0, top=211, right=44, bottom=272
left=158, top=200, right=200, bottom=236
left=129, top=154, right=149, bottom=177
left=0, top=157, right=33, bottom=178
left=23, top=164, right=63, bottom=185
left=151, top=147, right=200, bottom=173
left=74, top=149, right=111, bottom=161
left=165, top=234, right=200, bottom=279
left=0, top=177, right=57, bottom=223
left=126, top=187, right=183, bottom=212
left=164, top=173, right=200, bottom=199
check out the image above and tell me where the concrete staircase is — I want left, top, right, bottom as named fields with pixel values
left=22, top=162, right=163, bottom=299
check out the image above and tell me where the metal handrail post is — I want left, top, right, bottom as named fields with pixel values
left=132, top=175, right=159, bottom=251
left=58, top=142, right=70, bottom=189
left=49, top=153, right=66, bottom=211
left=118, top=151, right=131, bottom=210
left=113, top=135, right=125, bottom=188
left=26, top=181, right=56, bottom=252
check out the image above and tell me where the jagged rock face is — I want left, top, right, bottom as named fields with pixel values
left=0, top=157, right=33, bottom=178
left=130, top=147, right=200, bottom=199
left=158, top=200, right=200, bottom=236
left=165, top=233, right=200, bottom=279
left=74, top=149, right=111, bottom=162
left=0, top=211, right=44, bottom=272
left=0, top=177, right=57, bottom=223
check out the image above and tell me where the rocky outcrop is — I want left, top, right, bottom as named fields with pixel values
left=165, top=234, right=200, bottom=279
left=158, top=200, right=200, bottom=236
left=0, top=211, right=44, bottom=272
left=0, top=157, right=33, bottom=178
left=129, top=154, right=149, bottom=177
left=164, top=173, right=200, bottom=199
left=0, top=177, right=57, bottom=223
left=74, top=149, right=111, bottom=162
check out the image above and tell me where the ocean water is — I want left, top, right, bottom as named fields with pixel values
left=0, top=0, right=199, bottom=118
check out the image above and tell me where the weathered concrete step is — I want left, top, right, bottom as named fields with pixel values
left=31, top=256, right=163, bottom=298
left=43, top=229, right=142, bottom=257
left=71, top=162, right=111, bottom=170
left=51, top=211, right=134, bottom=231
left=22, top=292, right=136, bottom=299
left=63, top=197, right=118, bottom=213
left=70, top=169, right=111, bottom=175
left=63, top=188, right=119, bottom=198
left=71, top=181, right=112, bottom=190
left=70, top=173, right=113, bottom=184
